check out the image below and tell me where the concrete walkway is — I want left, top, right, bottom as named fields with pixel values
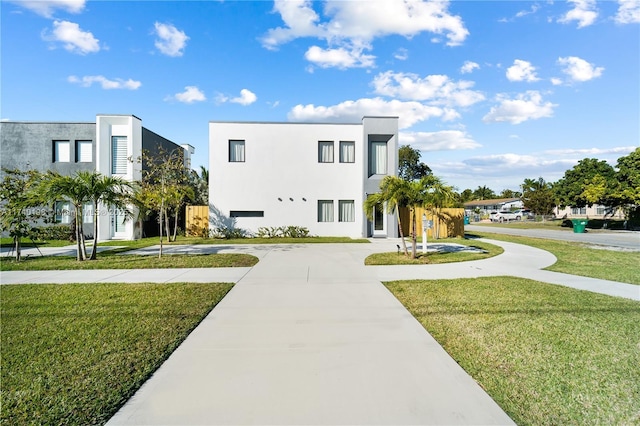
left=2, top=238, right=638, bottom=425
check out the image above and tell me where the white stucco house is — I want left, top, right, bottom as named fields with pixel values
left=209, top=117, right=399, bottom=238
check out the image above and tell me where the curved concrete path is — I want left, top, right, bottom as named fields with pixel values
left=2, top=239, right=638, bottom=425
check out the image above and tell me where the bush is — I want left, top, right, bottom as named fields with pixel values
left=29, top=225, right=72, bottom=241
left=211, top=226, right=249, bottom=239
left=256, top=226, right=311, bottom=238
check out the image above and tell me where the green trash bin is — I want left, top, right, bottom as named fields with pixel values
left=571, top=219, right=587, bottom=233
left=464, top=216, right=470, bottom=225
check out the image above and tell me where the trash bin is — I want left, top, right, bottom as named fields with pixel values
left=571, top=219, right=587, bottom=233
left=464, top=216, right=470, bottom=225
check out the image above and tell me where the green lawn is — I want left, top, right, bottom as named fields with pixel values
left=1, top=282, right=234, bottom=425
left=469, top=231, right=640, bottom=285
left=365, top=238, right=502, bottom=265
left=0, top=253, right=259, bottom=271
left=385, top=277, right=640, bottom=425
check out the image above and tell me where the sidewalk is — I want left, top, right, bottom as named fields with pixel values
left=107, top=243, right=515, bottom=425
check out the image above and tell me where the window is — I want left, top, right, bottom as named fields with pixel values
left=317, top=200, right=334, bottom=222
left=229, top=140, right=245, bottom=162
left=318, top=141, right=334, bottom=163
left=596, top=206, right=606, bottom=215
left=84, top=202, right=93, bottom=223
left=571, top=207, right=587, bottom=215
left=54, top=201, right=71, bottom=224
left=338, top=200, right=355, bottom=222
left=76, top=140, right=92, bottom=162
left=111, top=136, right=128, bottom=174
left=53, top=140, right=70, bottom=162
left=369, top=141, right=387, bottom=176
left=230, top=210, right=264, bottom=218
left=339, top=141, right=355, bottom=163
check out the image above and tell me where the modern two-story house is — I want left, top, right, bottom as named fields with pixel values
left=0, top=114, right=193, bottom=241
left=209, top=116, right=399, bottom=238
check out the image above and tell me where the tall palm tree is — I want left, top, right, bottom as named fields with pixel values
left=364, top=176, right=410, bottom=257
left=79, top=172, right=132, bottom=260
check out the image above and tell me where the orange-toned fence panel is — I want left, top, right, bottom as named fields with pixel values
left=399, top=207, right=464, bottom=239
left=185, top=205, right=209, bottom=237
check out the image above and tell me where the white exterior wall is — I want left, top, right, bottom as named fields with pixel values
left=209, top=118, right=398, bottom=238
left=95, top=115, right=142, bottom=241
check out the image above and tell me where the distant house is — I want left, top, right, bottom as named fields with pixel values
left=554, top=204, right=625, bottom=220
left=209, top=117, right=399, bottom=238
left=0, top=114, right=194, bottom=240
left=464, top=198, right=523, bottom=215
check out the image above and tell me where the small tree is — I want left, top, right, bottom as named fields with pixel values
left=521, top=177, right=556, bottom=219
left=139, top=148, right=189, bottom=257
left=0, top=169, right=43, bottom=261
left=423, top=176, right=455, bottom=239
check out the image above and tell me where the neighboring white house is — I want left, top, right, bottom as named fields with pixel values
left=554, top=204, right=625, bottom=219
left=209, top=117, right=399, bottom=238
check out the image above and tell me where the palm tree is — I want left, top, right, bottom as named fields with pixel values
left=364, top=176, right=410, bottom=257
left=79, top=172, right=132, bottom=260
left=422, top=176, right=455, bottom=239
left=40, top=172, right=90, bottom=261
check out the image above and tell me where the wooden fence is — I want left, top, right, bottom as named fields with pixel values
left=185, top=205, right=209, bottom=237
left=399, top=207, right=465, bottom=239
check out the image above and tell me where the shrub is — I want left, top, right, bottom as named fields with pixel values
left=211, top=226, right=249, bottom=239
left=256, top=226, right=311, bottom=238
left=28, top=225, right=72, bottom=241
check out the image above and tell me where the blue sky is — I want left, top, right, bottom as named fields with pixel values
left=2, top=0, right=638, bottom=193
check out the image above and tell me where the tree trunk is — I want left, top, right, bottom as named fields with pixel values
left=14, top=236, right=21, bottom=262
left=158, top=206, right=164, bottom=259
left=164, top=209, right=170, bottom=242
left=75, top=207, right=85, bottom=261
left=396, top=209, right=409, bottom=257
left=172, top=209, right=179, bottom=242
left=411, top=208, right=417, bottom=259
left=89, top=201, right=99, bottom=260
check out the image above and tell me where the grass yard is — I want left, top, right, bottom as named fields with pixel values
left=0, top=253, right=258, bottom=271
left=385, top=277, right=640, bottom=425
left=469, top=232, right=640, bottom=285
left=365, top=239, right=502, bottom=265
left=1, top=282, right=234, bottom=425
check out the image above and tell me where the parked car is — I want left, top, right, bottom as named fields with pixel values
left=491, top=210, right=518, bottom=222
left=513, top=209, right=533, bottom=220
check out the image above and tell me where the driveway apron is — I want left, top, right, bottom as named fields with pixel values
left=108, top=243, right=514, bottom=425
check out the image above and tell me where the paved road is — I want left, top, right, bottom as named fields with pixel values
left=465, top=224, right=640, bottom=251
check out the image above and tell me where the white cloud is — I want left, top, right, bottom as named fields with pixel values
left=506, top=59, right=540, bottom=82
left=154, top=22, right=189, bottom=57
left=68, top=75, right=141, bottom=90
left=230, top=89, right=257, bottom=106
left=371, top=71, right=485, bottom=107
left=483, top=91, right=557, bottom=124
left=615, top=0, right=640, bottom=24
left=400, top=130, right=481, bottom=152
left=558, top=0, right=598, bottom=28
left=10, top=0, right=85, bottom=18
left=261, top=0, right=469, bottom=68
left=288, top=97, right=455, bottom=129
left=166, top=86, right=206, bottom=103
left=394, top=48, right=409, bottom=61
left=515, top=4, right=540, bottom=18
left=460, top=61, right=479, bottom=74
left=544, top=146, right=636, bottom=156
left=305, top=44, right=375, bottom=69
left=557, top=56, right=604, bottom=82
left=550, top=77, right=563, bottom=86
left=42, top=20, right=99, bottom=54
